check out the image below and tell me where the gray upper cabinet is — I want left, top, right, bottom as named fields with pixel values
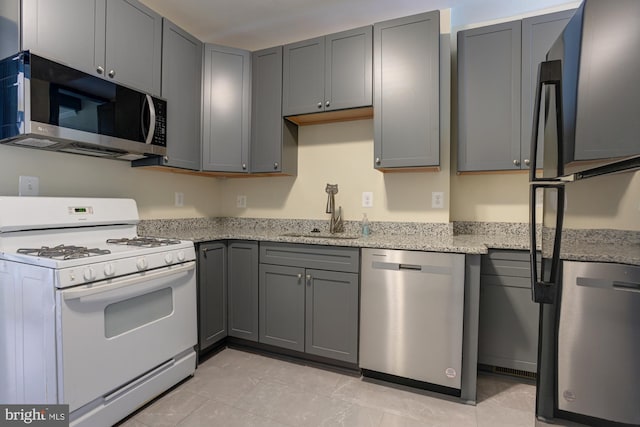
left=458, top=21, right=521, bottom=172
left=202, top=43, right=251, bottom=173
left=160, top=19, right=202, bottom=170
left=22, top=0, right=162, bottom=96
left=521, top=10, right=576, bottom=169
left=457, top=10, right=574, bottom=172
left=282, top=26, right=372, bottom=116
left=373, top=12, right=440, bottom=170
left=250, top=46, right=298, bottom=174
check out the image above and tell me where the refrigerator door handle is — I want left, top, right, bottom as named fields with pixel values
left=530, top=183, right=565, bottom=304
left=530, top=60, right=564, bottom=182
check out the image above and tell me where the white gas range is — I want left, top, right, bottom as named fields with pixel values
left=0, top=197, right=197, bottom=427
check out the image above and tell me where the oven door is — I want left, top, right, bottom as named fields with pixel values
left=57, top=261, right=197, bottom=412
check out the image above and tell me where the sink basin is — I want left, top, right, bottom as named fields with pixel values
left=280, top=232, right=360, bottom=240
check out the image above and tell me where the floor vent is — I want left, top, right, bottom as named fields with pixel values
left=492, top=366, right=537, bottom=380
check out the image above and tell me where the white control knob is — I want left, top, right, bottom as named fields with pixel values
left=83, top=267, right=95, bottom=281
left=164, top=253, right=174, bottom=264
left=136, top=258, right=148, bottom=271
left=104, top=263, right=116, bottom=277
left=177, top=251, right=185, bottom=262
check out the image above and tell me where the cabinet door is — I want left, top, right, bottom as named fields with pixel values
left=521, top=10, right=575, bottom=170
left=251, top=46, right=283, bottom=173
left=228, top=241, right=259, bottom=341
left=161, top=19, right=202, bottom=170
left=325, top=26, right=372, bottom=111
left=305, top=269, right=359, bottom=363
left=374, top=11, right=440, bottom=169
left=198, top=242, right=227, bottom=352
left=282, top=36, right=325, bottom=116
left=259, top=264, right=305, bottom=352
left=202, top=44, right=251, bottom=172
left=104, top=0, right=162, bottom=96
left=22, top=0, right=105, bottom=76
left=458, top=21, right=522, bottom=171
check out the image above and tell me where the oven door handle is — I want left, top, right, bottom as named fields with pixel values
left=62, top=261, right=195, bottom=303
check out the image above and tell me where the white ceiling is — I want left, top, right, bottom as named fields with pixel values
left=139, top=0, right=579, bottom=51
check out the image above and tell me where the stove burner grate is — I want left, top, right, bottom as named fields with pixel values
left=17, top=245, right=112, bottom=260
left=106, top=237, right=182, bottom=247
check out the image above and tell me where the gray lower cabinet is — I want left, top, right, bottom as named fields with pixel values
left=478, top=250, right=539, bottom=373
left=457, top=10, right=574, bottom=172
left=202, top=43, right=251, bottom=173
left=21, top=0, right=162, bottom=96
left=197, top=242, right=227, bottom=352
left=373, top=11, right=440, bottom=170
left=159, top=19, right=202, bottom=170
left=227, top=241, right=259, bottom=341
left=258, top=243, right=360, bottom=364
left=282, top=26, right=372, bottom=116
left=250, top=46, right=298, bottom=175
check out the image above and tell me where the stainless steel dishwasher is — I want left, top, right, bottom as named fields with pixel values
left=360, top=248, right=466, bottom=394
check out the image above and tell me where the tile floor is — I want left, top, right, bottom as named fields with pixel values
left=117, top=347, right=544, bottom=427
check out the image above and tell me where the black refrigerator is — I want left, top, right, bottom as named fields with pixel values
left=528, top=0, right=640, bottom=426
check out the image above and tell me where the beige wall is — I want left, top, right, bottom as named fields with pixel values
left=0, top=144, right=221, bottom=219
left=219, top=120, right=450, bottom=223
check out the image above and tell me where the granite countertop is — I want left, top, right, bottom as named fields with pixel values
left=138, top=218, right=640, bottom=265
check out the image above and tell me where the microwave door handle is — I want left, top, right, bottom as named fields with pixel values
left=142, top=94, right=156, bottom=145
left=530, top=183, right=564, bottom=304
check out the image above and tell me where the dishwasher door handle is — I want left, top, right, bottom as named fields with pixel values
left=372, top=261, right=451, bottom=275
left=399, top=263, right=422, bottom=271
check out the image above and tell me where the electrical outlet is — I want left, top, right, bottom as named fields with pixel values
left=431, top=192, right=444, bottom=209
left=237, top=195, right=247, bottom=208
left=174, top=192, right=184, bottom=207
left=362, top=192, right=373, bottom=208
left=19, top=176, right=39, bottom=196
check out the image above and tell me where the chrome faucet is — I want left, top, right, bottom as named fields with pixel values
left=325, top=184, right=344, bottom=234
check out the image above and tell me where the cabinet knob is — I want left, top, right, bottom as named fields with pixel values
left=306, top=274, right=312, bottom=285
left=96, top=66, right=104, bottom=75
left=163, top=156, right=169, bottom=163
left=297, top=273, right=303, bottom=280
left=375, top=157, right=381, bottom=165
left=524, top=159, right=531, bottom=167
left=273, top=162, right=279, bottom=169
left=325, top=101, right=330, bottom=108
left=513, top=159, right=521, bottom=167
left=317, top=102, right=322, bottom=109
left=108, top=70, right=115, bottom=78
left=242, top=163, right=247, bottom=170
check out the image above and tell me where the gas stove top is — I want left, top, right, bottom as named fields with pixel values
left=0, top=197, right=196, bottom=287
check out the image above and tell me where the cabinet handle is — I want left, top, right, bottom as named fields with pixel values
left=273, top=162, right=279, bottom=169
left=317, top=102, right=322, bottom=109
left=513, top=159, right=521, bottom=167
left=306, top=274, right=312, bottom=285
left=96, top=66, right=104, bottom=75
left=325, top=101, right=330, bottom=108
left=375, top=157, right=381, bottom=165
left=524, top=159, right=531, bottom=167
left=242, top=163, right=247, bottom=170
left=163, top=156, right=169, bottom=163
left=297, top=273, right=302, bottom=279
left=108, top=70, right=115, bottom=78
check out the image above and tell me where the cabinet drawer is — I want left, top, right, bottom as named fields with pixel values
left=481, top=250, right=533, bottom=279
left=260, top=242, right=359, bottom=273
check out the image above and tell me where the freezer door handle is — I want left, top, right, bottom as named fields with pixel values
left=530, top=183, right=564, bottom=304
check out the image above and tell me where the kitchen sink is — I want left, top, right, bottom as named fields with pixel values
left=280, top=232, right=360, bottom=240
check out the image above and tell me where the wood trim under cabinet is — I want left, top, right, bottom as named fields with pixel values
left=135, top=165, right=295, bottom=178
left=285, top=106, right=373, bottom=126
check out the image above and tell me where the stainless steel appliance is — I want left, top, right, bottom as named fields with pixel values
left=529, top=1, right=640, bottom=425
left=0, top=51, right=167, bottom=160
left=0, top=197, right=197, bottom=427
left=359, top=248, right=465, bottom=395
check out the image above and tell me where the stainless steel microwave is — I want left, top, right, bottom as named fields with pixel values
left=0, top=51, right=166, bottom=160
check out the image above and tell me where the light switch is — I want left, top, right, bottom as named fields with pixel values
left=237, top=195, right=247, bottom=208
left=174, top=192, right=184, bottom=207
